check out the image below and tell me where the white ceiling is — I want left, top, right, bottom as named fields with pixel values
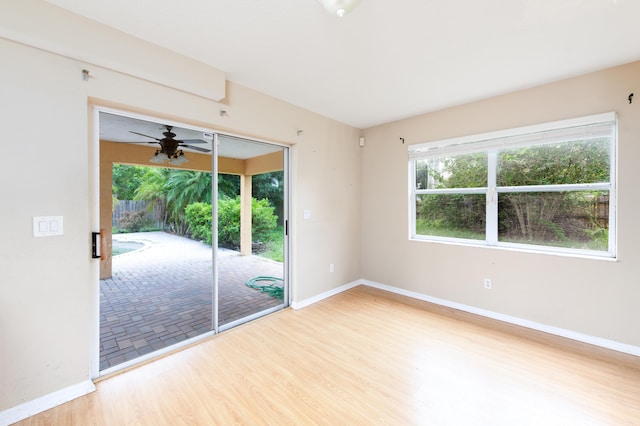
left=47, top=0, right=640, bottom=129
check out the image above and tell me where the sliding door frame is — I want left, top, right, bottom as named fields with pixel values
left=213, top=131, right=290, bottom=333
left=92, top=106, right=290, bottom=377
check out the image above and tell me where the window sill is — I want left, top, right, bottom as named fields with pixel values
left=409, top=236, right=618, bottom=262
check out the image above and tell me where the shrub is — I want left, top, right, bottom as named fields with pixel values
left=118, top=210, right=148, bottom=233
left=217, top=198, right=241, bottom=249
left=251, top=198, right=278, bottom=243
left=194, top=197, right=278, bottom=249
left=185, top=203, right=213, bottom=244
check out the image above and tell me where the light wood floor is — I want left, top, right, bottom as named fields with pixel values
left=17, top=285, right=640, bottom=425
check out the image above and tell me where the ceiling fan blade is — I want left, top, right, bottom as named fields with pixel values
left=129, top=131, right=162, bottom=141
left=119, top=141, right=159, bottom=144
left=181, top=144, right=211, bottom=153
left=179, top=139, right=208, bottom=144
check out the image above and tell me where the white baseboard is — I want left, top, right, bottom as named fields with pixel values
left=295, top=278, right=640, bottom=358
left=291, top=280, right=361, bottom=310
left=361, top=279, right=640, bottom=357
left=0, top=380, right=96, bottom=425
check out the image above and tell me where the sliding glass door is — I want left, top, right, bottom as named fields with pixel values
left=98, top=110, right=288, bottom=374
left=215, top=135, right=289, bottom=330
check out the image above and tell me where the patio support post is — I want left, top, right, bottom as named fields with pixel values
left=240, top=173, right=253, bottom=256
left=99, top=142, right=114, bottom=279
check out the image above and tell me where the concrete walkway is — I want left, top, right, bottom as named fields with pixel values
left=100, top=232, right=284, bottom=370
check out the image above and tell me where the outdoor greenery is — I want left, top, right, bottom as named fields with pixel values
left=217, top=171, right=285, bottom=225
left=112, top=164, right=148, bottom=200
left=215, top=197, right=277, bottom=249
left=261, top=226, right=285, bottom=262
left=112, top=164, right=283, bottom=260
left=184, top=198, right=279, bottom=249
left=117, top=210, right=149, bottom=233
left=416, top=139, right=610, bottom=249
left=127, top=167, right=212, bottom=235
left=184, top=202, right=213, bottom=244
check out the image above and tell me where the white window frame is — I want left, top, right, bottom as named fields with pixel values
left=408, top=112, right=617, bottom=258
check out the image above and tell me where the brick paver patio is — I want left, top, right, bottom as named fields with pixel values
left=100, top=231, right=284, bottom=371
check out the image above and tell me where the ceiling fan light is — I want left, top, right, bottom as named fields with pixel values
left=150, top=152, right=169, bottom=164
left=318, top=0, right=360, bottom=17
left=170, top=154, right=189, bottom=165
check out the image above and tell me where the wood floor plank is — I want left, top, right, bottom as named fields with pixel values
left=15, top=285, right=640, bottom=425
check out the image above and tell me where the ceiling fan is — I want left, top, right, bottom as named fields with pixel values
left=128, top=125, right=211, bottom=165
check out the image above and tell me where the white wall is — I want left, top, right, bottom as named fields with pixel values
left=0, top=35, right=94, bottom=414
left=361, top=61, right=640, bottom=348
left=0, top=2, right=361, bottom=413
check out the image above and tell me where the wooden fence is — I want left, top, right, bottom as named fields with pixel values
left=112, top=200, right=164, bottom=229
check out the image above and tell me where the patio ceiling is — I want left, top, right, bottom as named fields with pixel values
left=99, top=111, right=281, bottom=160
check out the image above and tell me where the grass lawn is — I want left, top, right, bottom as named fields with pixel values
left=257, top=226, right=284, bottom=262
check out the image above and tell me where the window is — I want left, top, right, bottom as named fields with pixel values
left=409, top=113, right=616, bottom=257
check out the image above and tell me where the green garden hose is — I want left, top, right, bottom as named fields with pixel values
left=245, top=276, right=284, bottom=300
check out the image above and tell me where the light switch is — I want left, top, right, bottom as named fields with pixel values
left=33, top=216, right=63, bottom=237
left=303, top=209, right=311, bottom=220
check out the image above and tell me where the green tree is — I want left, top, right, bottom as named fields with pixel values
left=112, top=185, right=119, bottom=212
left=164, top=170, right=212, bottom=235
left=218, top=172, right=284, bottom=224
left=132, top=168, right=212, bottom=235
left=214, top=197, right=278, bottom=249
left=418, top=139, right=610, bottom=244
left=116, top=165, right=283, bottom=244
left=497, top=140, right=609, bottom=187
left=133, top=167, right=169, bottom=228
left=417, top=153, right=487, bottom=236
left=253, top=171, right=284, bottom=225
left=218, top=174, right=240, bottom=199
left=112, top=164, right=147, bottom=200
left=497, top=139, right=609, bottom=242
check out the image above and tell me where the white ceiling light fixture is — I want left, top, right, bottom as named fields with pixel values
left=149, top=149, right=189, bottom=165
left=317, top=0, right=360, bottom=17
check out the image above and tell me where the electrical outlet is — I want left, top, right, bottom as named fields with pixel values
left=484, top=278, right=492, bottom=289
left=329, top=264, right=335, bottom=273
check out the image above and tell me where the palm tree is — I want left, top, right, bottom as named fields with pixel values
left=164, top=170, right=212, bottom=235
left=133, top=167, right=169, bottom=229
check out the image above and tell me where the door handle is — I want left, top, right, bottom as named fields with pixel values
left=92, top=230, right=105, bottom=259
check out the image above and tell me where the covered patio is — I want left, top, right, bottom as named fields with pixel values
left=98, top=115, right=288, bottom=371
left=100, top=232, right=284, bottom=371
